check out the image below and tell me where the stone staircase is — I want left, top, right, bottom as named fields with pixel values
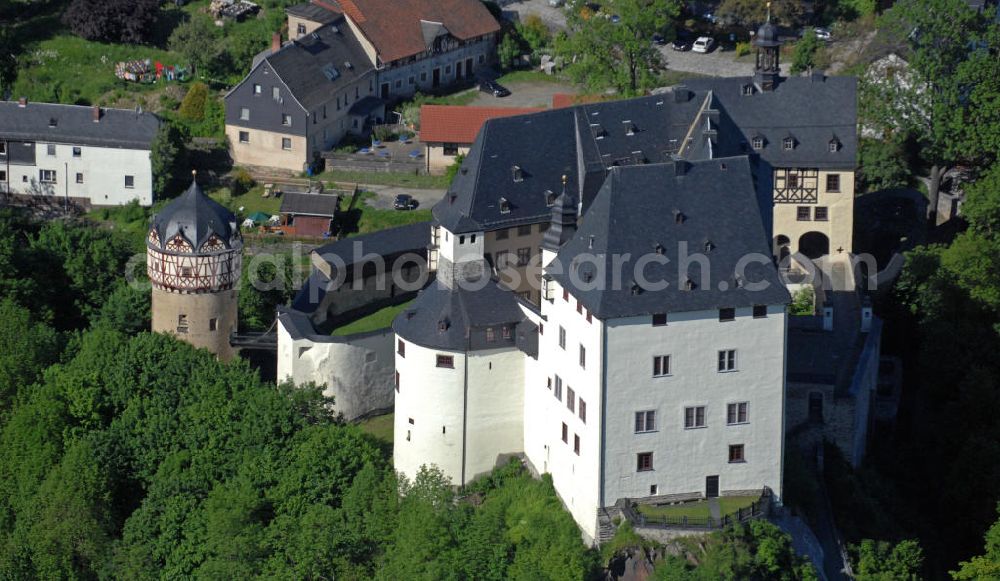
left=597, top=507, right=618, bottom=544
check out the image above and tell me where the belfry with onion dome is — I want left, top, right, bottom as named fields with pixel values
left=146, top=172, right=242, bottom=359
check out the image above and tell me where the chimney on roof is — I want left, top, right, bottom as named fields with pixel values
left=272, top=32, right=282, bottom=53
left=673, top=86, right=692, bottom=103
left=92, top=105, right=101, bottom=122
left=672, top=157, right=689, bottom=177
left=17, top=97, right=26, bottom=108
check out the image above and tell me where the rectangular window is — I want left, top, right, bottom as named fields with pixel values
left=486, top=327, right=495, bottom=342
left=719, top=308, right=736, bottom=322
left=684, top=406, right=706, bottom=428
left=635, top=410, right=656, bottom=433
left=443, top=144, right=459, bottom=156
left=579, top=399, right=586, bottom=423
left=46, top=144, right=55, bottom=156
left=554, top=375, right=563, bottom=400
left=297, top=23, right=306, bottom=35
left=39, top=169, right=56, bottom=184
left=239, top=131, right=250, bottom=143
left=0, top=170, right=6, bottom=182
left=787, top=173, right=799, bottom=188
left=0, top=142, right=6, bottom=155
left=397, top=339, right=405, bottom=357
left=814, top=206, right=829, bottom=221
left=395, top=79, right=402, bottom=88
left=436, top=354, right=454, bottom=368
left=558, top=326, right=566, bottom=349
left=826, top=173, right=840, bottom=192
left=124, top=175, right=134, bottom=189
left=253, top=83, right=261, bottom=94
left=727, top=402, right=749, bottom=425
left=562, top=422, right=568, bottom=443
left=718, top=349, right=737, bottom=372
left=576, top=300, right=583, bottom=314
left=282, top=138, right=292, bottom=150
left=579, top=344, right=586, bottom=368
left=209, top=318, right=218, bottom=331
left=574, top=434, right=580, bottom=455
left=567, top=387, right=575, bottom=412
left=395, top=371, right=400, bottom=391
left=563, top=289, right=569, bottom=302
left=420, top=71, right=427, bottom=82
left=240, top=107, right=250, bottom=121
left=496, top=228, right=509, bottom=240
left=516, top=247, right=530, bottom=266
left=408, top=76, right=415, bottom=85
left=637, top=452, right=653, bottom=472
left=281, top=114, right=292, bottom=126
left=75, top=172, right=83, bottom=184
left=652, top=313, right=667, bottom=326
left=518, top=224, right=532, bottom=236
left=72, top=146, right=81, bottom=157
left=495, top=249, right=510, bottom=269
left=797, top=206, right=811, bottom=221
left=729, top=444, right=745, bottom=463
left=272, top=86, right=280, bottom=101
left=501, top=326, right=511, bottom=340
left=653, top=355, right=671, bottom=377
left=176, top=314, right=189, bottom=333
left=753, top=305, right=767, bottom=318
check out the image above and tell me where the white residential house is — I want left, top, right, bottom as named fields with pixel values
left=0, top=99, right=158, bottom=207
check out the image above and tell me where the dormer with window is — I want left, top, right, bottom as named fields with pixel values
left=751, top=134, right=764, bottom=150
left=499, top=197, right=511, bottom=214
left=511, top=165, right=523, bottom=182
left=828, top=137, right=840, bottom=153
left=741, top=83, right=754, bottom=96
left=545, top=190, right=556, bottom=207
left=782, top=136, right=796, bottom=151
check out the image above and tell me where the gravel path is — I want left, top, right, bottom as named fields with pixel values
left=657, top=45, right=788, bottom=78
left=467, top=79, right=577, bottom=108
left=497, top=0, right=568, bottom=30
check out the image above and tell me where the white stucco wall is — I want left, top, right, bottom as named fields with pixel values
left=437, top=225, right=485, bottom=265
left=602, top=305, right=786, bottom=504
left=4, top=142, right=152, bottom=206
left=394, top=338, right=524, bottom=486
left=524, top=279, right=605, bottom=543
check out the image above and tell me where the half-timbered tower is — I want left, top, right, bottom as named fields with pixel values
left=147, top=175, right=242, bottom=360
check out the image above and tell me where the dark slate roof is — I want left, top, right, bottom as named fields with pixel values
left=313, top=221, right=430, bottom=269
left=243, top=20, right=375, bottom=111
left=292, top=269, right=333, bottom=314
left=684, top=75, right=858, bottom=169
left=149, top=178, right=241, bottom=252
left=432, top=92, right=711, bottom=234
left=280, top=191, right=341, bottom=216
left=0, top=101, right=159, bottom=149
left=286, top=1, right=342, bottom=23
left=392, top=278, right=527, bottom=351
left=548, top=158, right=789, bottom=319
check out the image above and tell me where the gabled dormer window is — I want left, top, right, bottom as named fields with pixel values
left=751, top=136, right=764, bottom=150
left=828, top=138, right=840, bottom=153
left=545, top=190, right=556, bottom=206
left=704, top=239, right=715, bottom=252
left=511, top=165, right=523, bottom=182
left=741, top=84, right=753, bottom=96
left=499, top=197, right=510, bottom=214
left=783, top=137, right=795, bottom=151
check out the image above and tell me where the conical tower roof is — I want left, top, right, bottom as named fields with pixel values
left=149, top=173, right=240, bottom=252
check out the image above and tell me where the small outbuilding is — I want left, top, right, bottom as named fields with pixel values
left=279, top=191, right=341, bottom=237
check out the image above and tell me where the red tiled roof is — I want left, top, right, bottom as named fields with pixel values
left=420, top=105, right=544, bottom=144
left=343, top=0, right=500, bottom=63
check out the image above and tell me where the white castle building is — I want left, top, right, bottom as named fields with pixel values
left=277, top=21, right=884, bottom=543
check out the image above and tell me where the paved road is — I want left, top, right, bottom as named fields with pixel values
left=657, top=44, right=789, bottom=78
left=363, top=183, right=445, bottom=210
left=498, top=0, right=568, bottom=30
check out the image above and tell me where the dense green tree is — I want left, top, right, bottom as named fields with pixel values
left=717, top=0, right=803, bottom=28
left=150, top=123, right=189, bottom=198
left=63, top=0, right=160, bottom=44
left=0, top=299, right=60, bottom=411
left=862, top=0, right=1000, bottom=223
left=178, top=82, right=210, bottom=122
left=790, top=30, right=820, bottom=74
left=95, top=283, right=151, bottom=335
left=168, top=17, right=225, bottom=78
left=952, top=504, right=1000, bottom=579
left=853, top=539, right=924, bottom=580
left=858, top=138, right=912, bottom=193
left=560, top=0, right=681, bottom=96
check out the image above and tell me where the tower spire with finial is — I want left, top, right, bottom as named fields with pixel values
left=766, top=0, right=771, bottom=22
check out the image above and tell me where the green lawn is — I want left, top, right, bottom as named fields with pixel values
left=636, top=496, right=758, bottom=521
left=313, top=169, right=451, bottom=190
left=210, top=185, right=283, bottom=218
left=496, top=70, right=569, bottom=85
left=330, top=300, right=413, bottom=336
left=358, top=413, right=394, bottom=444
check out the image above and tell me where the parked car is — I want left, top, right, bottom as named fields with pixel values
left=671, top=38, right=691, bottom=51
left=548, top=0, right=564, bottom=6
left=394, top=194, right=418, bottom=211
left=813, top=27, right=832, bottom=41
left=692, top=36, right=714, bottom=53
left=479, top=79, right=511, bottom=98
left=652, top=33, right=666, bottom=45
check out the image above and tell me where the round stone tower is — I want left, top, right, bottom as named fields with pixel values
left=146, top=173, right=242, bottom=360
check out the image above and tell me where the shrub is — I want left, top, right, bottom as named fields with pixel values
left=178, top=82, right=209, bottom=122
left=736, top=41, right=752, bottom=57
left=790, top=287, right=815, bottom=316
left=63, top=0, right=160, bottom=44
left=231, top=168, right=255, bottom=196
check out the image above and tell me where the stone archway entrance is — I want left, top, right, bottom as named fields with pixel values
left=799, top=232, right=830, bottom=260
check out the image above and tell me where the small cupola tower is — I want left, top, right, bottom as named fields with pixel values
left=753, top=2, right=782, bottom=92
left=146, top=172, right=243, bottom=360
left=540, top=175, right=578, bottom=267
